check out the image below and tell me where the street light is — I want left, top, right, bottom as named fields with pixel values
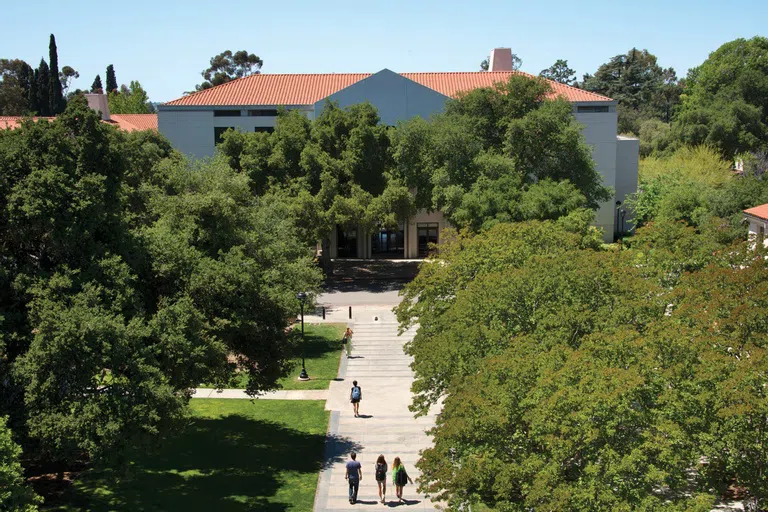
left=296, top=292, right=310, bottom=381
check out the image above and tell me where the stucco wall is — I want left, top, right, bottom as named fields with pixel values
left=747, top=217, right=768, bottom=248
left=316, top=69, right=449, bottom=126
left=158, top=106, right=313, bottom=159
left=616, top=137, right=640, bottom=232
left=574, top=104, right=620, bottom=241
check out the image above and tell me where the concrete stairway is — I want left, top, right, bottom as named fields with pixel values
left=314, top=315, right=439, bottom=511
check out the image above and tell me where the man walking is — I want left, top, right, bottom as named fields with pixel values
left=345, top=452, right=362, bottom=504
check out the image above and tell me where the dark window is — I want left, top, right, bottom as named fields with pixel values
left=336, top=225, right=357, bottom=258
left=417, top=223, right=439, bottom=258
left=249, top=109, right=279, bottom=117
left=254, top=127, right=275, bottom=133
left=371, top=226, right=405, bottom=258
left=577, top=105, right=610, bottom=113
left=213, top=110, right=242, bottom=117
left=214, top=127, right=235, bottom=145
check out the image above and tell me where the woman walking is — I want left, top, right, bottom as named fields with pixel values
left=392, top=457, right=414, bottom=502
left=375, top=455, right=388, bottom=504
left=343, top=327, right=353, bottom=358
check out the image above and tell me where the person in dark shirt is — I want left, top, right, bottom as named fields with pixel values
left=350, top=380, right=362, bottom=417
left=345, top=452, right=363, bottom=504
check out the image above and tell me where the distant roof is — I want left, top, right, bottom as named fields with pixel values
left=745, top=203, right=768, bottom=221
left=165, top=71, right=613, bottom=107
left=0, top=114, right=157, bottom=132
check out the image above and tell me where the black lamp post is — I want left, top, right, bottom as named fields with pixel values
left=296, top=292, right=310, bottom=381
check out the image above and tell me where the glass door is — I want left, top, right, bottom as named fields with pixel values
left=417, top=223, right=439, bottom=258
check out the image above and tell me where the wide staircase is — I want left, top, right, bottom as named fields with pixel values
left=315, top=315, right=439, bottom=510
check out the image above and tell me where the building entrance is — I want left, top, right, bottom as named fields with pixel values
left=417, top=223, right=439, bottom=258
left=336, top=225, right=358, bottom=258
left=371, top=226, right=405, bottom=258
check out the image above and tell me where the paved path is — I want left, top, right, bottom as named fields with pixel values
left=314, top=308, right=440, bottom=511
left=193, top=388, right=328, bottom=400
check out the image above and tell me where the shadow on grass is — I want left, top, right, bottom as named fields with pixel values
left=64, top=414, right=358, bottom=512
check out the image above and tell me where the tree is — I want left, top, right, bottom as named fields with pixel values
left=539, top=58, right=576, bottom=85
left=0, top=59, right=34, bottom=115
left=582, top=48, right=680, bottom=134
left=108, top=80, right=154, bottom=114
left=480, top=52, right=522, bottom=72
left=48, top=34, right=64, bottom=115
left=193, top=50, right=263, bottom=91
left=0, top=97, right=321, bottom=477
left=59, top=66, right=79, bottom=95
left=0, top=417, right=41, bottom=511
left=105, top=64, right=117, bottom=93
left=672, top=37, right=768, bottom=157
left=35, top=59, right=51, bottom=116
left=91, top=74, right=103, bottom=94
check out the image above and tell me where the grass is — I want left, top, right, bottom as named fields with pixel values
left=56, top=399, right=330, bottom=512
left=214, top=323, right=346, bottom=391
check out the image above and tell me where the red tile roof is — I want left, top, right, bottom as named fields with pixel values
left=745, top=204, right=768, bottom=221
left=165, top=71, right=613, bottom=107
left=0, top=114, right=157, bottom=132
left=109, top=114, right=158, bottom=132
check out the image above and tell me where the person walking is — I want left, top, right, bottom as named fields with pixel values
left=392, top=457, right=414, bottom=502
left=345, top=452, right=362, bottom=504
left=374, top=454, right=388, bottom=504
left=350, top=380, right=362, bottom=417
left=343, top=327, right=354, bottom=358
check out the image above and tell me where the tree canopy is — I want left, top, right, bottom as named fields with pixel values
left=108, top=80, right=154, bottom=114
left=193, top=50, right=263, bottom=91
left=539, top=59, right=576, bottom=85
left=0, top=98, right=321, bottom=475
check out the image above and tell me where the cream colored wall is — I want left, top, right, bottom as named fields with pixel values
left=406, top=210, right=448, bottom=259
left=747, top=217, right=768, bottom=248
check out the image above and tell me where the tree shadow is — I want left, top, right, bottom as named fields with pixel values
left=64, top=414, right=351, bottom=511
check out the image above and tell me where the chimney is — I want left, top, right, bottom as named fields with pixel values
left=489, top=48, right=513, bottom=72
left=84, top=93, right=111, bottom=121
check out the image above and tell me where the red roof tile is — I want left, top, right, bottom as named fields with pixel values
left=109, top=114, right=158, bottom=132
left=165, top=71, right=613, bottom=107
left=0, top=114, right=157, bottom=132
left=745, top=204, right=768, bottom=221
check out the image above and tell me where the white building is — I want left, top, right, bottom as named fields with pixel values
left=158, top=48, right=639, bottom=255
left=745, top=203, right=768, bottom=248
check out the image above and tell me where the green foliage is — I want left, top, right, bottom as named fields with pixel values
left=107, top=80, right=154, bottom=114
left=48, top=34, right=64, bottom=115
left=539, top=59, right=576, bottom=85
left=582, top=48, right=681, bottom=133
left=0, top=416, right=41, bottom=511
left=673, top=37, right=768, bottom=157
left=35, top=59, right=51, bottom=117
left=0, top=98, right=321, bottom=474
left=90, top=74, right=103, bottom=94
left=400, top=216, right=768, bottom=510
left=105, top=64, right=117, bottom=94
left=193, top=50, right=263, bottom=92
left=0, top=59, right=35, bottom=116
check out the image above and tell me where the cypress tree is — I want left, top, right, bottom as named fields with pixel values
left=91, top=74, right=103, bottom=93
left=18, top=62, right=34, bottom=113
left=28, top=68, right=39, bottom=115
left=48, top=34, right=65, bottom=114
left=105, top=65, right=117, bottom=94
left=36, top=59, right=51, bottom=116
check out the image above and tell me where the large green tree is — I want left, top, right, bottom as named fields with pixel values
left=539, top=58, right=576, bottom=85
left=0, top=417, right=41, bottom=511
left=108, top=80, right=154, bottom=114
left=35, top=59, right=51, bottom=117
left=0, top=97, right=321, bottom=477
left=672, top=37, right=768, bottom=157
left=193, top=50, right=263, bottom=91
left=0, top=59, right=34, bottom=115
left=48, top=34, right=64, bottom=115
left=90, top=74, right=103, bottom=94
left=105, top=64, right=117, bottom=93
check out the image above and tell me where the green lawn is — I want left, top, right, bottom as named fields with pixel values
left=217, top=323, right=346, bottom=391
left=57, top=399, right=329, bottom=512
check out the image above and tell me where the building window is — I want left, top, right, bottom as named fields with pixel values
left=249, top=109, right=279, bottom=117
left=417, top=223, right=439, bottom=258
left=254, top=127, right=275, bottom=134
left=214, top=127, right=235, bottom=145
left=213, top=110, right=242, bottom=117
left=371, top=225, right=405, bottom=258
left=336, top=225, right=357, bottom=258
left=577, top=105, right=610, bottom=113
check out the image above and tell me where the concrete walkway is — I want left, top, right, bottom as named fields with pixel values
left=193, top=388, right=328, bottom=400
left=314, top=308, right=440, bottom=511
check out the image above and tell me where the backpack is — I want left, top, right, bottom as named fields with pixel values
left=351, top=386, right=361, bottom=400
left=375, top=462, right=386, bottom=480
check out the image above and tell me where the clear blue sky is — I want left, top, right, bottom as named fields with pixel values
left=2, top=0, right=766, bottom=102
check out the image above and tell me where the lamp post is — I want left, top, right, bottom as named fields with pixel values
left=296, top=292, right=310, bottom=381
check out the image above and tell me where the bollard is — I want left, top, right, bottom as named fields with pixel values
left=322, top=306, right=326, bottom=320
left=349, top=306, right=352, bottom=319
